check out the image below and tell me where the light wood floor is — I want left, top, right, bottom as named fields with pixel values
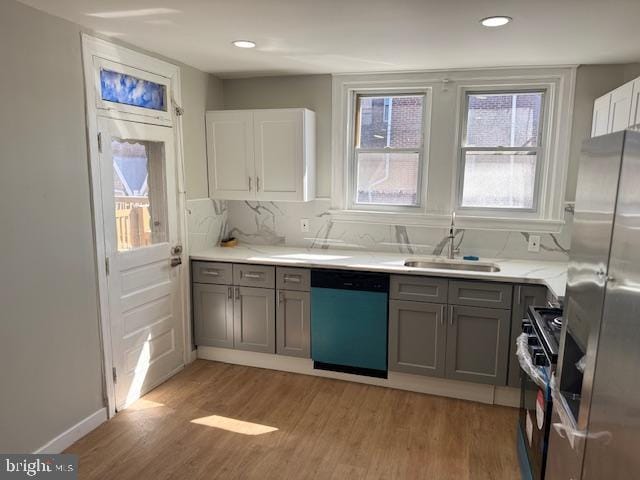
left=66, top=360, right=520, bottom=480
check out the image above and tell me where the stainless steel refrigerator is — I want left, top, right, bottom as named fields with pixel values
left=547, top=129, right=640, bottom=479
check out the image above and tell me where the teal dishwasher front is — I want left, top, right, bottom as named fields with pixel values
left=310, top=270, right=389, bottom=377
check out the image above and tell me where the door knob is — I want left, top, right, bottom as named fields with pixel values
left=171, top=245, right=183, bottom=255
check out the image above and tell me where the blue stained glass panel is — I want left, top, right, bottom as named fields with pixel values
left=100, top=69, right=167, bottom=111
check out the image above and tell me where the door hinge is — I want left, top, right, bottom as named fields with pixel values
left=97, top=132, right=103, bottom=153
left=105, top=257, right=110, bottom=276
left=112, top=367, right=117, bottom=383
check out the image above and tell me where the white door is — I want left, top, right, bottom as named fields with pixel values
left=608, top=81, right=634, bottom=133
left=206, top=110, right=255, bottom=200
left=592, top=94, right=611, bottom=137
left=253, top=109, right=303, bottom=201
left=98, top=117, right=184, bottom=410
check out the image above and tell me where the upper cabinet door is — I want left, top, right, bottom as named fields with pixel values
left=630, top=78, right=640, bottom=129
left=253, top=109, right=315, bottom=202
left=206, top=111, right=255, bottom=200
left=608, top=80, right=634, bottom=134
left=592, top=94, right=611, bottom=137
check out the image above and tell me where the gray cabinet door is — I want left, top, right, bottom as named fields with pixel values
left=233, top=286, right=276, bottom=353
left=193, top=283, right=233, bottom=348
left=445, top=305, right=510, bottom=385
left=276, top=290, right=310, bottom=358
left=507, top=285, right=548, bottom=387
left=389, top=300, right=446, bottom=377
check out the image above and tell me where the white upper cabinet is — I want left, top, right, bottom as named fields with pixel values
left=206, top=108, right=316, bottom=202
left=591, top=94, right=611, bottom=137
left=206, top=111, right=255, bottom=200
left=592, top=77, right=639, bottom=137
left=630, top=77, right=640, bottom=129
left=608, top=80, right=634, bottom=133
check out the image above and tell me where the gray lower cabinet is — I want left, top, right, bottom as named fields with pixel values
left=193, top=283, right=234, bottom=348
left=389, top=300, right=446, bottom=377
left=233, top=286, right=276, bottom=353
left=445, top=305, right=511, bottom=385
left=276, top=289, right=310, bottom=358
left=507, top=285, right=548, bottom=387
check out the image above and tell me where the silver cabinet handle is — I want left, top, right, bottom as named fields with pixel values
left=202, top=269, right=220, bottom=276
left=235, top=287, right=240, bottom=300
left=257, top=177, right=261, bottom=192
left=278, top=291, right=284, bottom=305
left=283, top=274, right=301, bottom=283
left=440, top=305, right=445, bottom=326
left=242, top=272, right=263, bottom=279
left=449, top=306, right=454, bottom=325
left=228, top=287, right=233, bottom=299
left=248, top=176, right=252, bottom=191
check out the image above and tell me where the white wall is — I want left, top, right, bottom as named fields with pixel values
left=0, top=0, right=221, bottom=453
left=565, top=64, right=640, bottom=201
left=0, top=0, right=104, bottom=453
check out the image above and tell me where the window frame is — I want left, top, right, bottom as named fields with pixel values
left=350, top=92, right=428, bottom=211
left=456, top=87, right=549, bottom=214
left=331, top=68, right=576, bottom=233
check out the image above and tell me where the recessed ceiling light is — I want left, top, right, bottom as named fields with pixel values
left=232, top=40, right=256, bottom=49
left=480, top=16, right=512, bottom=27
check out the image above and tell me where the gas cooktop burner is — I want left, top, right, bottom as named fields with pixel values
left=528, top=306, right=564, bottom=362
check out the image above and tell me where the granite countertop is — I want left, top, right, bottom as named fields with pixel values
left=190, top=244, right=568, bottom=300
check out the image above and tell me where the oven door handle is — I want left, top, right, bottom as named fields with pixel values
left=516, top=333, right=548, bottom=389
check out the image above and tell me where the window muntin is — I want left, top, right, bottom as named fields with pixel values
left=459, top=91, right=545, bottom=211
left=353, top=94, right=425, bottom=207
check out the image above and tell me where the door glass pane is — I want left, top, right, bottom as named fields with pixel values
left=461, top=151, right=537, bottom=209
left=355, top=152, right=420, bottom=206
left=112, top=138, right=168, bottom=251
left=100, top=69, right=167, bottom=111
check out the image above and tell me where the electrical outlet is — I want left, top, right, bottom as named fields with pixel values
left=528, top=235, right=541, bottom=253
left=300, top=218, right=310, bottom=233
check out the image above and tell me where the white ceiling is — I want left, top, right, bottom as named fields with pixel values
left=19, top=0, right=640, bottom=78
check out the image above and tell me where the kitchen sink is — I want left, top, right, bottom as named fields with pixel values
left=404, top=258, right=501, bottom=273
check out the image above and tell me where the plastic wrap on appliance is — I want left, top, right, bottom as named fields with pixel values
left=516, top=332, right=547, bottom=389
left=549, top=374, right=612, bottom=448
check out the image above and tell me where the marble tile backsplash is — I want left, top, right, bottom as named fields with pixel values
left=221, top=199, right=572, bottom=261
left=186, top=198, right=228, bottom=253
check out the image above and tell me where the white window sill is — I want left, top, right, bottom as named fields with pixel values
left=328, top=209, right=565, bottom=233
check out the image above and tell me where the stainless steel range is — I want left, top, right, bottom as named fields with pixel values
left=517, top=306, right=563, bottom=480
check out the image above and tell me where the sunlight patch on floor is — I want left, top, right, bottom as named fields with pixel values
left=191, top=415, right=278, bottom=435
left=127, top=398, right=165, bottom=411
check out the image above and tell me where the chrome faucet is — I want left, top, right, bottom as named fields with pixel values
left=447, top=212, right=459, bottom=259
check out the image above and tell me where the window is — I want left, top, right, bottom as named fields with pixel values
left=459, top=91, right=545, bottom=211
left=352, top=94, right=425, bottom=207
left=111, top=138, right=168, bottom=251
left=332, top=69, right=574, bottom=231
left=100, top=69, right=167, bottom=112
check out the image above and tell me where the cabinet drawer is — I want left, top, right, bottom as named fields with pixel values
left=276, top=267, right=310, bottom=291
left=448, top=280, right=512, bottom=309
left=192, top=261, right=233, bottom=285
left=390, top=275, right=448, bottom=303
left=233, top=264, right=275, bottom=288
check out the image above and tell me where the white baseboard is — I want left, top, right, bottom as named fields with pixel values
left=34, top=408, right=107, bottom=454
left=197, top=347, right=519, bottom=407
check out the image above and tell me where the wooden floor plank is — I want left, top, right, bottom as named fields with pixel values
left=65, top=360, right=520, bottom=480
